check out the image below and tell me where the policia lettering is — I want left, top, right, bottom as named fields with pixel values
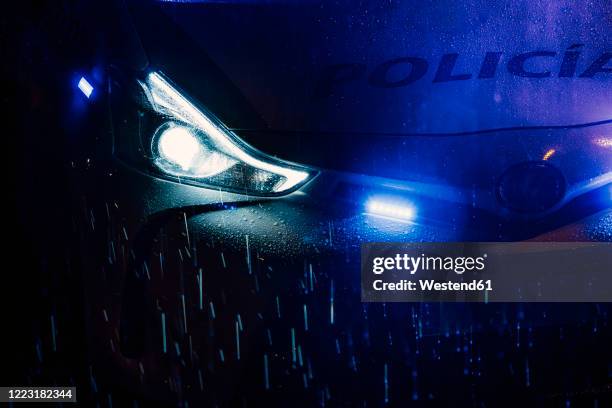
left=316, top=45, right=611, bottom=97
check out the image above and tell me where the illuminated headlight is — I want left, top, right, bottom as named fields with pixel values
left=153, top=122, right=237, bottom=178
left=140, top=72, right=312, bottom=195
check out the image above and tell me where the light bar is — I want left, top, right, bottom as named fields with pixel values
left=78, top=77, right=93, bottom=98
left=365, top=198, right=416, bottom=222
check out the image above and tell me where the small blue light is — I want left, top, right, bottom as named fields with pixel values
left=78, top=77, right=93, bottom=98
left=365, top=197, right=416, bottom=223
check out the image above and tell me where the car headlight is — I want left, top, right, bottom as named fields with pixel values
left=138, top=72, right=313, bottom=195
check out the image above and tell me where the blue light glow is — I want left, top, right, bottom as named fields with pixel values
left=365, top=198, right=416, bottom=222
left=78, top=77, right=93, bottom=98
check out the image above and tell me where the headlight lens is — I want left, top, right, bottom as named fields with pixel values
left=153, top=122, right=237, bottom=178
left=140, top=72, right=312, bottom=195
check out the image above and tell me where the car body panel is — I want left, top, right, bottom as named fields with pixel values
left=152, top=0, right=612, bottom=134
left=121, top=0, right=612, bottom=212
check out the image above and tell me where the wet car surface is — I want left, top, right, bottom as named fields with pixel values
left=76, top=206, right=612, bottom=406
left=71, top=160, right=611, bottom=406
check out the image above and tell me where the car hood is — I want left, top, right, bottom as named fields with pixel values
left=145, top=0, right=612, bottom=134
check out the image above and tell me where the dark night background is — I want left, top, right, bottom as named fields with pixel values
left=2, top=2, right=611, bottom=407
left=4, top=0, right=90, bottom=400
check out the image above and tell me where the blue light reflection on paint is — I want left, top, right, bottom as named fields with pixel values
left=78, top=77, right=93, bottom=98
